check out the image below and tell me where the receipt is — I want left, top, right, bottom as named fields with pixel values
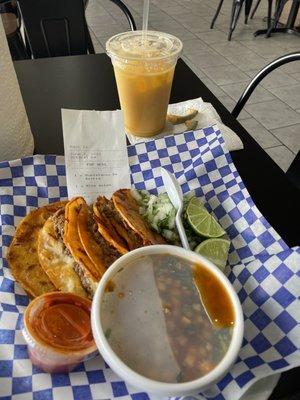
left=62, top=109, right=130, bottom=204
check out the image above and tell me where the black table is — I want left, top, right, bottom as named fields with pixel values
left=14, top=53, right=299, bottom=400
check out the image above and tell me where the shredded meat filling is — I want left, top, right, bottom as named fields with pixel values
left=51, top=207, right=72, bottom=257
left=52, top=207, right=65, bottom=239
left=97, top=198, right=143, bottom=250
left=52, top=207, right=97, bottom=298
left=73, top=262, right=94, bottom=299
left=87, top=208, right=120, bottom=267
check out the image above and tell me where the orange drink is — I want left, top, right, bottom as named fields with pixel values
left=106, top=31, right=182, bottom=137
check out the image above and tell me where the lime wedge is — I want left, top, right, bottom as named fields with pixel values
left=194, top=238, right=230, bottom=271
left=186, top=197, right=226, bottom=238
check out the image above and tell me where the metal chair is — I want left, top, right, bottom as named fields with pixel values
left=0, top=0, right=27, bottom=60
left=17, top=0, right=136, bottom=59
left=83, top=0, right=136, bottom=31
left=210, top=0, right=254, bottom=40
left=265, top=0, right=300, bottom=37
left=250, top=0, right=273, bottom=19
left=250, top=0, right=263, bottom=18
left=232, top=52, right=300, bottom=189
left=250, top=0, right=274, bottom=35
left=253, top=0, right=300, bottom=37
left=110, top=0, right=136, bottom=31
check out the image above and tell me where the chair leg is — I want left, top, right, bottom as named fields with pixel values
left=266, top=0, right=287, bottom=37
left=210, top=0, right=225, bottom=29
left=273, top=0, right=287, bottom=29
left=267, top=0, right=273, bottom=30
left=228, top=0, right=244, bottom=40
left=276, top=0, right=290, bottom=28
left=250, top=0, right=262, bottom=18
left=245, top=0, right=253, bottom=24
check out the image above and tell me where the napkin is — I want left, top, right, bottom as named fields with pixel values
left=126, top=97, right=244, bottom=151
left=0, top=125, right=298, bottom=400
left=0, top=19, right=34, bottom=162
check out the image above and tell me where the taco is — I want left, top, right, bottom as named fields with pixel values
left=112, top=189, right=166, bottom=246
left=6, top=201, right=67, bottom=298
left=77, top=200, right=120, bottom=277
left=38, top=214, right=88, bottom=298
left=93, top=197, right=131, bottom=254
left=62, top=198, right=99, bottom=296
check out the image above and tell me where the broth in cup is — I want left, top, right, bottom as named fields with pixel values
left=100, top=253, right=235, bottom=383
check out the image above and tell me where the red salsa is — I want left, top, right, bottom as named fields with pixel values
left=23, top=292, right=97, bottom=373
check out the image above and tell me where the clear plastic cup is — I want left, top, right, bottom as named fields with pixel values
left=106, top=31, right=182, bottom=137
left=22, top=292, right=98, bottom=373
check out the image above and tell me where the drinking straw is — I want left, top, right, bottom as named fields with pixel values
left=142, top=0, right=149, bottom=45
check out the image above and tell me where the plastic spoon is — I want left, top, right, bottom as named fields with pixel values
left=160, top=168, right=190, bottom=250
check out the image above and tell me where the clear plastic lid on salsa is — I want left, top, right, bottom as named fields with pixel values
left=23, top=292, right=98, bottom=373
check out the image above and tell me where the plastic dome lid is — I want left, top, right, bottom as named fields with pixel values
left=106, top=30, right=183, bottom=61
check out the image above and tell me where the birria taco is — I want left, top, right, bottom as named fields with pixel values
left=63, top=197, right=119, bottom=297
left=38, top=211, right=88, bottom=298
left=93, top=189, right=165, bottom=255
left=7, top=201, right=67, bottom=298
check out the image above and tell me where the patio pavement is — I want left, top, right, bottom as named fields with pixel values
left=86, top=0, right=300, bottom=172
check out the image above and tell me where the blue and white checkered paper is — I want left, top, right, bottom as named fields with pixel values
left=0, top=125, right=299, bottom=400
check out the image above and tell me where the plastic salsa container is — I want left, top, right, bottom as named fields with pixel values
left=23, top=292, right=98, bottom=373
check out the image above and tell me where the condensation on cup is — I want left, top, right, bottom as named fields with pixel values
left=106, top=31, right=182, bottom=137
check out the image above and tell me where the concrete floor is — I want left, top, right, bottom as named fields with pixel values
left=86, top=0, right=300, bottom=172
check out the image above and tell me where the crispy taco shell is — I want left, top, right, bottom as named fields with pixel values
left=77, top=201, right=119, bottom=278
left=38, top=216, right=88, bottom=298
left=64, top=197, right=100, bottom=294
left=112, top=189, right=166, bottom=246
left=93, top=197, right=129, bottom=255
left=6, top=201, right=67, bottom=298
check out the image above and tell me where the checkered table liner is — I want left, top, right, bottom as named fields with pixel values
left=0, top=125, right=299, bottom=400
